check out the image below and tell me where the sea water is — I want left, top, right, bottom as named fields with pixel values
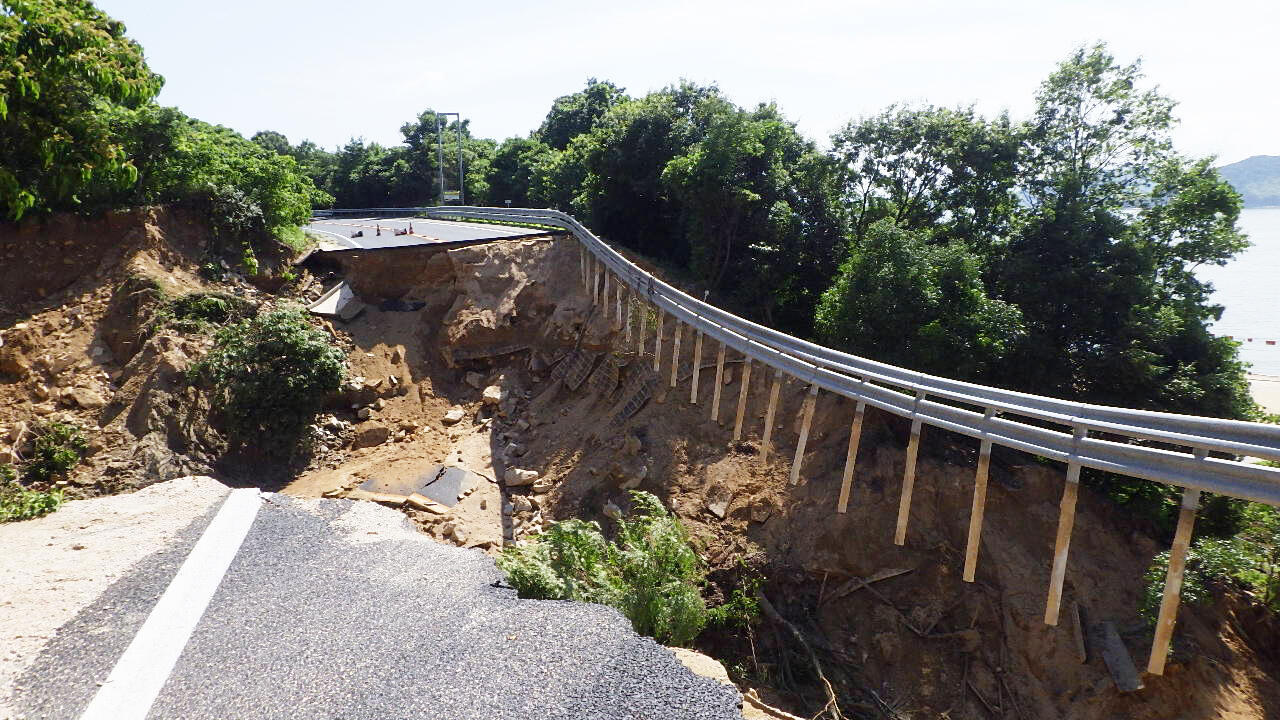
left=1198, top=207, right=1280, bottom=376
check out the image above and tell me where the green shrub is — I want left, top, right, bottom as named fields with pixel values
left=199, top=261, right=226, bottom=282
left=152, top=292, right=255, bottom=334
left=240, top=245, right=260, bottom=276
left=497, top=490, right=708, bottom=646
left=0, top=480, right=64, bottom=523
left=0, top=464, right=15, bottom=484
left=1141, top=504, right=1280, bottom=624
left=276, top=226, right=310, bottom=255
left=25, top=422, right=89, bottom=483
left=191, top=308, right=345, bottom=451
left=707, top=566, right=763, bottom=630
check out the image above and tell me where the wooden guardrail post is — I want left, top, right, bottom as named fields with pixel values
left=624, top=291, right=633, bottom=343
left=790, top=384, right=819, bottom=485
left=894, top=391, right=927, bottom=545
left=1045, top=426, right=1086, bottom=626
left=962, top=408, right=996, bottom=582
left=690, top=330, right=703, bottom=404
left=580, top=246, right=588, bottom=290
left=732, top=358, right=752, bottom=441
left=837, top=400, right=867, bottom=513
left=602, top=271, right=610, bottom=311
left=653, top=311, right=664, bottom=374
left=1148, top=482, right=1202, bottom=676
left=616, top=276, right=623, bottom=328
left=635, top=303, right=646, bottom=358
left=593, top=257, right=601, bottom=304
left=669, top=321, right=682, bottom=388
left=761, top=369, right=783, bottom=463
left=711, top=342, right=727, bottom=423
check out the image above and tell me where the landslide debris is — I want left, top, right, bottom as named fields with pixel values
left=0, top=207, right=331, bottom=496
left=5, top=209, right=1278, bottom=719
left=293, top=232, right=1280, bottom=720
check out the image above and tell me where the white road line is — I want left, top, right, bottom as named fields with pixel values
left=79, top=488, right=262, bottom=720
left=305, top=227, right=363, bottom=249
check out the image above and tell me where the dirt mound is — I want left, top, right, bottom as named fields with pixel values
left=0, top=207, right=311, bottom=494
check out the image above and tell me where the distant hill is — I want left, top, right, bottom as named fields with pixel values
left=1218, top=155, right=1280, bottom=208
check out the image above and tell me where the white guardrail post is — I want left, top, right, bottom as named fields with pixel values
left=391, top=205, right=1280, bottom=677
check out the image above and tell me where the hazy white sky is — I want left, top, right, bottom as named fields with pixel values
left=96, top=0, right=1278, bottom=164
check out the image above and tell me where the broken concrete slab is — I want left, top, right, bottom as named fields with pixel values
left=307, top=281, right=366, bottom=322
left=406, top=493, right=449, bottom=514
left=359, top=465, right=485, bottom=508
left=345, top=488, right=407, bottom=507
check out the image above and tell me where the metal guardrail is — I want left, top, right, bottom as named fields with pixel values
left=424, top=207, right=1280, bottom=493
left=334, top=205, right=1280, bottom=676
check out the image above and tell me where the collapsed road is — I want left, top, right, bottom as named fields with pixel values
left=305, top=216, right=544, bottom=251
left=3, top=477, right=743, bottom=720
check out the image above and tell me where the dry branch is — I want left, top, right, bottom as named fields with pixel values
left=758, top=592, right=845, bottom=720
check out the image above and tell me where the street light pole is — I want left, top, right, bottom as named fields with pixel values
left=435, top=115, right=446, bottom=206
left=434, top=112, right=464, bottom=205
left=457, top=119, right=465, bottom=205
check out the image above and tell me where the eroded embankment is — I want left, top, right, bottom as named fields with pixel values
left=4, top=212, right=1277, bottom=719
left=291, top=235, right=1280, bottom=719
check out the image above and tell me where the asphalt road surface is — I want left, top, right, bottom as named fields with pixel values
left=10, top=481, right=742, bottom=719
left=306, top=216, right=543, bottom=251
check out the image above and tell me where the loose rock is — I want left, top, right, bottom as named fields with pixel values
left=442, top=408, right=466, bottom=425
left=504, top=468, right=540, bottom=486
left=706, top=491, right=731, bottom=520
left=352, top=424, right=391, bottom=449
left=622, top=434, right=642, bottom=455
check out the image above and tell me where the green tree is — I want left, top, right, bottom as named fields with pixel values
left=831, top=105, right=1020, bottom=249
left=287, top=139, right=337, bottom=200
left=996, top=43, right=1253, bottom=418
left=815, top=219, right=1024, bottom=381
left=572, top=82, right=725, bottom=258
left=536, top=78, right=628, bottom=150
left=662, top=103, right=846, bottom=333
left=486, top=137, right=553, bottom=207
left=251, top=130, right=291, bottom=156
left=115, top=110, right=330, bottom=245
left=0, top=0, right=163, bottom=219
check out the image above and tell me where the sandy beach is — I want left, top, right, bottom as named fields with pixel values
left=1248, top=373, right=1280, bottom=416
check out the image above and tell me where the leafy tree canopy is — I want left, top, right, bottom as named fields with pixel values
left=1, top=0, right=163, bottom=219
left=815, top=219, right=1024, bottom=380
left=536, top=78, right=628, bottom=150
left=251, top=130, right=291, bottom=156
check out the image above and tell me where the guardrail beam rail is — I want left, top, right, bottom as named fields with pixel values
left=326, top=206, right=1280, bottom=677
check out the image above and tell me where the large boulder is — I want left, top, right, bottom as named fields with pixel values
left=352, top=424, right=391, bottom=449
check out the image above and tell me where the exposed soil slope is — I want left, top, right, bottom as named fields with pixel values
left=296, top=234, right=1280, bottom=719
left=1, top=207, right=318, bottom=494
left=3, top=210, right=1277, bottom=719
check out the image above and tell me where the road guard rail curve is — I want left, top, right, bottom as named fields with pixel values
left=322, top=205, right=1280, bottom=676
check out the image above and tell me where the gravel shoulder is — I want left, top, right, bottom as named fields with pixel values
left=0, top=476, right=229, bottom=717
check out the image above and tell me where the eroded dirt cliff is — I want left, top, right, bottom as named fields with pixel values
left=4, top=211, right=1278, bottom=719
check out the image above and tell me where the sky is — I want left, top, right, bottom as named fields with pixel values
left=95, top=0, right=1279, bottom=165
